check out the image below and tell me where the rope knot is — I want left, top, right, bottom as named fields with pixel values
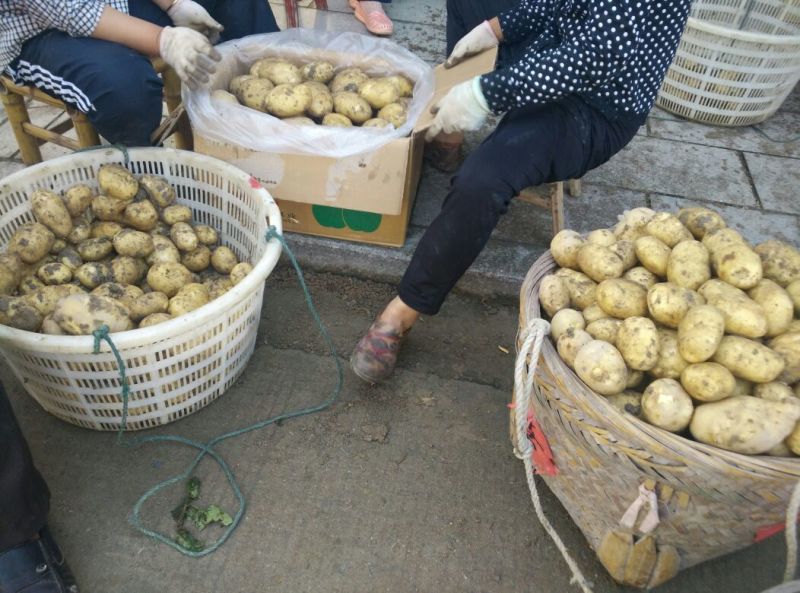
left=92, top=324, right=110, bottom=353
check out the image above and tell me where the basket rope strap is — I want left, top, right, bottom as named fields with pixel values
left=784, top=479, right=800, bottom=581
left=514, top=318, right=595, bottom=593
left=74, top=143, right=131, bottom=166
left=90, top=226, right=344, bottom=556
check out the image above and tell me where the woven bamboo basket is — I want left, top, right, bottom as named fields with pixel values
left=512, top=251, right=800, bottom=589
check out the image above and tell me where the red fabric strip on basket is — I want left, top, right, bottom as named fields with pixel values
left=528, top=412, right=558, bottom=476
left=755, top=521, right=796, bottom=543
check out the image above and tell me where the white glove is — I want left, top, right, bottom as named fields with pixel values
left=445, top=20, right=498, bottom=69
left=425, top=77, right=490, bottom=141
left=167, top=0, right=224, bottom=43
left=159, top=26, right=221, bottom=89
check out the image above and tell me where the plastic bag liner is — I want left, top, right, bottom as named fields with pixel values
left=184, top=29, right=435, bottom=158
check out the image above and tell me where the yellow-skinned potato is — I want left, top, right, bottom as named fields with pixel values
left=52, top=293, right=132, bottom=335
left=301, top=61, right=335, bottom=83
left=642, top=378, right=694, bottom=432
left=554, top=268, right=597, bottom=310
left=732, top=377, right=753, bottom=396
left=168, top=283, right=210, bottom=317
left=307, top=90, right=333, bottom=119
left=212, top=89, right=239, bottom=104
left=97, top=164, right=138, bottom=201
left=753, top=381, right=796, bottom=404
left=680, top=362, right=735, bottom=402
left=769, top=332, right=800, bottom=384
left=645, top=212, right=692, bottom=247
left=67, top=221, right=91, bottom=245
left=332, top=92, right=372, bottom=125
left=170, top=222, right=199, bottom=252
left=677, top=304, right=725, bottom=363
left=748, top=279, right=793, bottom=337
left=713, top=335, right=785, bottom=383
left=647, top=282, right=705, bottom=328
left=666, top=240, right=710, bottom=290
left=634, top=235, right=671, bottom=277
left=550, top=308, right=585, bottom=340
left=139, top=175, right=176, bottom=209
left=229, top=74, right=256, bottom=97
left=41, top=314, right=65, bottom=335
left=702, top=227, right=747, bottom=256
left=114, top=229, right=154, bottom=258
left=626, top=368, right=645, bottom=389
left=162, top=204, right=192, bottom=225
left=384, top=74, right=413, bottom=97
left=129, top=291, right=169, bottom=321
left=21, top=284, right=84, bottom=316
left=0, top=296, right=43, bottom=331
left=712, top=243, right=763, bottom=289
left=9, top=222, right=55, bottom=264
left=677, top=207, right=727, bottom=239
left=786, top=279, right=800, bottom=315
left=556, top=327, right=593, bottom=368
left=613, top=207, right=656, bottom=241
left=609, top=240, right=637, bottom=271
left=577, top=243, right=624, bottom=283
left=123, top=200, right=159, bottom=232
left=91, top=282, right=142, bottom=310
left=616, top=316, right=659, bottom=371
left=193, top=225, right=218, bottom=246
left=607, top=391, right=644, bottom=417
left=90, top=221, right=123, bottom=240
left=582, top=303, right=609, bottom=324
left=550, top=230, right=584, bottom=269
left=623, top=266, right=658, bottom=290
left=329, top=68, right=368, bottom=93
left=111, top=256, right=146, bottom=285
left=574, top=340, right=628, bottom=396
left=146, top=262, right=192, bottom=297
left=229, top=262, right=253, bottom=285
left=211, top=246, right=238, bottom=274
left=362, top=118, right=390, bottom=128
left=690, top=396, right=800, bottom=454
left=181, top=246, right=212, bottom=272
left=239, top=78, right=274, bottom=111
left=139, top=312, right=171, bottom=327
left=18, top=276, right=45, bottom=295
left=205, top=277, right=234, bottom=300
left=585, top=318, right=622, bottom=345
left=377, top=102, right=407, bottom=128
left=63, top=184, right=94, bottom=218
left=265, top=84, right=312, bottom=118
left=75, top=261, right=113, bottom=289
left=359, top=78, right=401, bottom=110
left=538, top=274, right=569, bottom=317
left=258, top=60, right=303, bottom=85
left=586, top=229, right=616, bottom=246
left=37, top=262, right=72, bottom=285
left=147, top=235, right=181, bottom=266
left=0, top=262, right=18, bottom=296
left=32, top=189, right=72, bottom=238
left=699, top=279, right=767, bottom=338
left=91, top=194, right=127, bottom=222
left=76, top=237, right=113, bottom=262
left=651, top=328, right=689, bottom=379
left=321, top=113, right=353, bottom=127
left=596, top=278, right=648, bottom=319
left=50, top=239, right=67, bottom=255
left=283, top=116, right=316, bottom=126
left=754, top=240, right=800, bottom=287
left=249, top=58, right=280, bottom=78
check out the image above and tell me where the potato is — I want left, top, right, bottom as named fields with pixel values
left=229, top=262, right=252, bottom=285
left=307, top=90, right=334, bottom=119
left=229, top=74, right=256, bottom=97
left=37, top=262, right=72, bottom=285
left=113, top=229, right=154, bottom=258
left=321, top=113, right=353, bottom=127
left=63, top=184, right=94, bottom=218
left=139, top=312, right=172, bottom=328
left=627, top=370, right=645, bottom=390
left=769, top=332, right=800, bottom=384
left=384, top=74, right=413, bottom=97
left=170, top=222, right=199, bottom=253
left=91, top=194, right=127, bottom=222
left=236, top=78, right=273, bottom=111
left=9, top=222, right=55, bottom=264
left=677, top=207, right=726, bottom=239
left=554, top=268, right=597, bottom=310
left=301, top=80, right=331, bottom=96
left=577, top=244, right=624, bottom=283
left=205, top=277, right=233, bottom=300
left=556, top=328, right=593, bottom=368
left=265, top=83, right=312, bottom=118
left=582, top=304, right=609, bottom=324
left=585, top=318, right=622, bottom=344
left=613, top=207, right=656, bottom=241
left=90, top=221, right=123, bottom=240
left=147, top=235, right=181, bottom=265
left=111, top=256, right=146, bottom=285
left=258, top=60, right=303, bottom=85
left=641, top=378, right=694, bottom=432
left=41, top=314, right=65, bottom=335
left=699, top=280, right=767, bottom=338
left=92, top=282, right=142, bottom=310
left=330, top=68, right=368, bottom=93
left=753, top=381, right=796, bottom=404
left=606, top=391, right=643, bottom=417
left=754, top=240, right=800, bottom=287
left=138, top=174, right=176, bottom=209
left=76, top=237, right=113, bottom=262
left=702, top=227, right=747, bottom=256
left=712, top=243, right=763, bottom=289
left=0, top=296, right=42, bottom=331
left=362, top=118, right=390, bottom=128
left=248, top=58, right=279, bottom=78
left=732, top=377, right=753, bottom=396
left=651, top=329, right=689, bottom=379
left=283, top=116, right=316, bottom=126
left=67, top=221, right=91, bottom=245
left=680, top=362, right=735, bottom=402
left=301, top=61, right=335, bottom=83
left=586, top=229, right=616, bottom=246
left=146, top=262, right=192, bottom=297
left=677, top=304, right=725, bottom=363
left=616, top=316, right=659, bottom=371
left=52, top=293, right=132, bottom=335
left=574, top=340, right=628, bottom=396
left=212, top=89, right=239, bottom=104
left=332, top=92, right=372, bottom=125
left=787, top=280, right=800, bottom=315
left=31, top=189, right=72, bottom=238
left=75, top=261, right=113, bottom=289
left=168, top=283, right=210, bottom=316
left=647, top=282, right=704, bottom=328
left=666, top=240, right=710, bottom=290
left=713, top=335, right=785, bottom=383
left=748, top=279, right=794, bottom=337
left=181, top=246, right=212, bottom=272
left=162, top=204, right=192, bottom=225
left=690, top=396, right=800, bottom=454
left=128, top=291, right=169, bottom=321
left=97, top=164, right=138, bottom=201
left=193, top=225, right=218, bottom=246
left=609, top=240, right=637, bottom=271
left=538, top=274, right=569, bottom=317
left=359, top=78, right=400, bottom=110
left=18, top=276, right=45, bottom=295
left=550, top=308, right=585, bottom=340
left=644, top=212, right=692, bottom=247
left=210, top=246, right=238, bottom=274
left=377, top=102, right=407, bottom=128
left=50, top=239, right=67, bottom=255
left=596, top=278, right=648, bottom=319
left=21, top=284, right=84, bottom=316
left=0, top=263, right=17, bottom=295
left=623, top=266, right=658, bottom=290
left=634, top=236, right=670, bottom=277
left=550, top=230, right=584, bottom=269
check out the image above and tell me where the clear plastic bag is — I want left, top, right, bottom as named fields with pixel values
left=184, top=29, right=435, bottom=158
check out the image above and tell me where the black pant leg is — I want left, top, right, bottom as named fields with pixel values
left=446, top=0, right=518, bottom=54
left=0, top=381, right=50, bottom=552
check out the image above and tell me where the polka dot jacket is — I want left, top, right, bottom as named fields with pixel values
left=481, top=0, right=691, bottom=120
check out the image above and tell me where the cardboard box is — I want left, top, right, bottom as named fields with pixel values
left=193, top=49, right=497, bottom=247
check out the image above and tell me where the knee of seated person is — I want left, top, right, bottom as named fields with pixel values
left=451, top=167, right=513, bottom=216
left=93, top=70, right=163, bottom=146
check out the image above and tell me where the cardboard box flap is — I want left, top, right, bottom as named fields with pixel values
left=413, top=47, right=498, bottom=135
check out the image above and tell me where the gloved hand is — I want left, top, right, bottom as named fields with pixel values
left=159, top=26, right=221, bottom=89
left=445, top=20, right=498, bottom=68
left=167, top=0, right=224, bottom=42
left=425, top=77, right=490, bottom=141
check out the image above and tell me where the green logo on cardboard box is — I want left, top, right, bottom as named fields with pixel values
left=312, top=205, right=382, bottom=233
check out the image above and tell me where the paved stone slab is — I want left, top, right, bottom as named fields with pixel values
left=0, top=158, right=25, bottom=178
left=310, top=0, right=448, bottom=29
left=744, top=153, right=800, bottom=215
left=650, top=195, right=800, bottom=245
left=562, top=183, right=649, bottom=233
left=0, top=120, right=22, bottom=159
left=780, top=82, right=800, bottom=113
left=583, top=135, right=757, bottom=207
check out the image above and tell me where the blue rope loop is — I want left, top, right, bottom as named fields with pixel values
left=74, top=143, right=131, bottom=167
left=91, top=226, right=343, bottom=556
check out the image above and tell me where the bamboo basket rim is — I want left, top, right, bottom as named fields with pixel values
left=520, top=251, right=800, bottom=482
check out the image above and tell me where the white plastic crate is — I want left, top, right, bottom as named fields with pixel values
left=0, top=148, right=282, bottom=430
left=657, top=0, right=800, bottom=126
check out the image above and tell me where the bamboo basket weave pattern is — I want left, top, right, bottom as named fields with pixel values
left=515, top=252, right=800, bottom=585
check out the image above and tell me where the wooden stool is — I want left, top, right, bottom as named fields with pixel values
left=0, top=58, right=191, bottom=166
left=517, top=179, right=582, bottom=237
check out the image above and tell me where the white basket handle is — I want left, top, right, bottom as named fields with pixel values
left=513, top=318, right=550, bottom=460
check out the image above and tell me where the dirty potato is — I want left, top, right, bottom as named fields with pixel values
left=256, top=60, right=303, bottom=85
left=123, top=200, right=159, bottom=231
left=31, top=189, right=72, bottom=238
left=91, top=221, right=124, bottom=240
left=113, top=229, right=154, bottom=258
left=265, top=84, right=312, bottom=118
left=229, top=262, right=252, bottom=285
left=301, top=61, right=335, bottom=83
left=0, top=296, right=43, bottom=331
left=377, top=102, right=407, bottom=128
left=359, top=78, right=401, bottom=109
left=168, top=283, right=210, bottom=316
left=229, top=74, right=257, bottom=98
left=677, top=207, right=726, bottom=239
left=139, top=175, right=176, bottom=209
left=162, top=204, right=193, bottom=225
left=321, top=113, right=353, bottom=127
left=211, top=246, right=238, bottom=274
left=74, top=261, right=114, bottom=289
left=37, top=262, right=72, bottom=285
left=91, top=194, right=127, bottom=222
left=146, top=235, right=181, bottom=265
left=111, top=256, right=146, bottom=285
left=384, top=74, right=413, bottom=97
left=238, top=78, right=275, bottom=111
left=139, top=312, right=172, bottom=327
left=63, top=184, right=94, bottom=218
left=52, top=293, right=133, bottom=335
left=97, top=164, right=138, bottom=201
left=146, top=262, right=193, bottom=297
left=129, top=292, right=169, bottom=321
left=362, top=118, right=390, bottom=128
left=170, top=222, right=199, bottom=252
left=329, top=68, right=369, bottom=93
left=9, top=222, right=55, bottom=264
left=181, top=246, right=212, bottom=272
left=76, top=237, right=113, bottom=262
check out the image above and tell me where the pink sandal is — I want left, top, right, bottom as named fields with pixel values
left=349, top=0, right=394, bottom=36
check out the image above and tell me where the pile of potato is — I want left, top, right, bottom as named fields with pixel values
left=213, top=58, right=414, bottom=128
left=0, top=164, right=252, bottom=336
left=539, top=207, right=800, bottom=457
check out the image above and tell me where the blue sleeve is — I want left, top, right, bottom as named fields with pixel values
left=498, top=0, right=554, bottom=46
left=22, top=0, right=107, bottom=37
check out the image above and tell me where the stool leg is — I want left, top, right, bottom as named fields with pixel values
left=1, top=92, right=42, bottom=165
left=162, top=67, right=193, bottom=150
left=67, top=106, right=100, bottom=149
left=550, top=181, right=565, bottom=235
left=568, top=178, right=582, bottom=197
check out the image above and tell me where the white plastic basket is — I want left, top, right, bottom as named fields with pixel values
left=657, top=0, right=800, bottom=126
left=0, top=147, right=282, bottom=431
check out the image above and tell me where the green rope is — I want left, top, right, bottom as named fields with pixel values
left=92, top=226, right=344, bottom=556
left=74, top=143, right=131, bottom=166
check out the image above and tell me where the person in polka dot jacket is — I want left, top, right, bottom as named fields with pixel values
left=349, top=0, right=691, bottom=384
